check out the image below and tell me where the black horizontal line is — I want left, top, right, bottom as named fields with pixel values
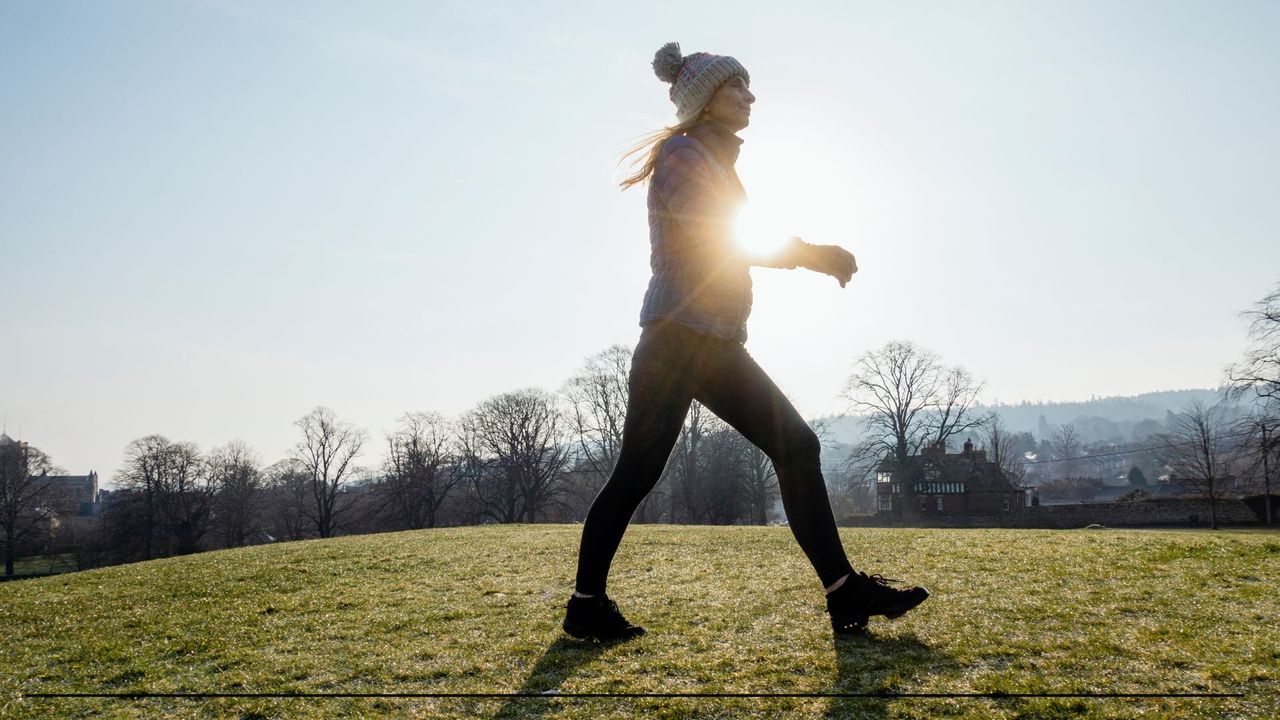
left=22, top=692, right=1246, bottom=699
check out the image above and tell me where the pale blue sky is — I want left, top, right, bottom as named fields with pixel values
left=3, top=1, right=1278, bottom=485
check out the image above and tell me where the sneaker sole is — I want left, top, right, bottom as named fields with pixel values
left=830, top=615, right=870, bottom=635
left=562, top=620, right=645, bottom=641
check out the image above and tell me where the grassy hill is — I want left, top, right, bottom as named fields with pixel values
left=2, top=525, right=1277, bottom=719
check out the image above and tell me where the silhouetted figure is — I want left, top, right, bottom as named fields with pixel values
left=565, top=42, right=928, bottom=640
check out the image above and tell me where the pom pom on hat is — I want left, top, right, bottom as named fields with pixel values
left=652, top=42, right=684, bottom=84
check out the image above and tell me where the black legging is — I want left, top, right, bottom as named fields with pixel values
left=574, top=319, right=855, bottom=595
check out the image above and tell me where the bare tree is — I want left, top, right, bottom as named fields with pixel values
left=842, top=341, right=989, bottom=485
left=1051, top=424, right=1082, bottom=478
left=664, top=405, right=769, bottom=525
left=1226, top=282, right=1280, bottom=525
left=1233, top=407, right=1278, bottom=525
left=115, top=435, right=168, bottom=559
left=1227, top=282, right=1280, bottom=404
left=263, top=458, right=311, bottom=542
left=208, top=440, right=263, bottom=548
left=115, top=435, right=213, bottom=557
left=458, top=388, right=572, bottom=523
left=666, top=401, right=710, bottom=524
left=0, top=437, right=58, bottom=576
left=292, top=407, right=366, bottom=538
left=696, top=426, right=751, bottom=524
left=381, top=412, right=459, bottom=529
left=922, top=366, right=989, bottom=450
left=985, top=416, right=1025, bottom=485
left=675, top=417, right=736, bottom=524
left=843, top=342, right=940, bottom=464
left=95, top=488, right=153, bottom=565
left=1162, top=400, right=1232, bottom=529
left=561, top=345, right=640, bottom=519
left=741, top=444, right=778, bottom=525
left=155, top=441, right=211, bottom=555
left=563, top=345, right=631, bottom=480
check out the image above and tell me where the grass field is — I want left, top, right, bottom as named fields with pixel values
left=5, top=553, right=78, bottom=578
left=2, top=525, right=1277, bottom=719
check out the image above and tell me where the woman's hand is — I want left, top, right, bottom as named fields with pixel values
left=794, top=239, right=858, bottom=287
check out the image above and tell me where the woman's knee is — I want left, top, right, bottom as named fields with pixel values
left=597, top=457, right=667, bottom=506
left=777, top=425, right=822, bottom=470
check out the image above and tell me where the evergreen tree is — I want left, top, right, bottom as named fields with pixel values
left=1127, top=466, right=1148, bottom=486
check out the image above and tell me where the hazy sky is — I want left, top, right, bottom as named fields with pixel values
left=3, top=0, right=1278, bottom=486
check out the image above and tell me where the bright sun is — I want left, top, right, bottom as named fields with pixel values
left=734, top=201, right=793, bottom=258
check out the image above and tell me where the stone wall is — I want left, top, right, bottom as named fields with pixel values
left=845, top=496, right=1270, bottom=529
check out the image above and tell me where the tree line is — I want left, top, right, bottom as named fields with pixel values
left=3, top=281, right=1277, bottom=574
left=3, top=345, right=800, bottom=574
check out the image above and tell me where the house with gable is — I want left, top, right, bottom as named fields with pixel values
left=874, top=438, right=1026, bottom=519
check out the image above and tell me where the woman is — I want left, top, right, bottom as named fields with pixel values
left=564, top=42, right=929, bottom=639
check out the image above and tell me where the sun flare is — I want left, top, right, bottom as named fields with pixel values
left=734, top=202, right=793, bottom=258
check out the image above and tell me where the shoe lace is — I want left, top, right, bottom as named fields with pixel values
left=601, top=597, right=633, bottom=628
left=866, top=573, right=900, bottom=586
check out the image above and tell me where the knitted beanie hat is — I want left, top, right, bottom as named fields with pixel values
left=652, top=42, right=750, bottom=123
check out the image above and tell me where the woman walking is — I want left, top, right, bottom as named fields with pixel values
left=564, top=42, right=929, bottom=639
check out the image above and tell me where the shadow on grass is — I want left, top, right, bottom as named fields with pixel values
left=489, top=636, right=613, bottom=720
left=490, top=631, right=956, bottom=720
left=823, top=630, right=957, bottom=719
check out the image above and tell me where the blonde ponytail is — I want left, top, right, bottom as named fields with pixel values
left=616, top=116, right=704, bottom=190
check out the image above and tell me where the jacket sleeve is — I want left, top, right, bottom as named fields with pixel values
left=747, top=237, right=806, bottom=269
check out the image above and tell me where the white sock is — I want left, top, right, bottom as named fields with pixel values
left=572, top=591, right=595, bottom=599
left=824, top=573, right=850, bottom=595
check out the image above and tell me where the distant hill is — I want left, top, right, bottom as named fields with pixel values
left=817, top=388, right=1225, bottom=451
left=983, top=389, right=1225, bottom=435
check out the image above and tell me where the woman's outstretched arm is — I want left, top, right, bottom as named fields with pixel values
left=749, top=237, right=858, bottom=287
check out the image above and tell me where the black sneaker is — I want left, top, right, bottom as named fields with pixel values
left=562, top=594, right=646, bottom=641
left=826, top=572, right=929, bottom=635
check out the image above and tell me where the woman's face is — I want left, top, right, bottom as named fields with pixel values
left=703, top=76, right=755, bottom=131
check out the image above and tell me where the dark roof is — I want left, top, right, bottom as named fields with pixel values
left=876, top=443, right=1016, bottom=492
left=43, top=474, right=97, bottom=486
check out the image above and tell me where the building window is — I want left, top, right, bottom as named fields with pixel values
left=877, top=472, right=893, bottom=484
left=920, top=497, right=927, bottom=511
left=878, top=496, right=893, bottom=512
left=1003, top=499, right=1010, bottom=512
left=936, top=496, right=944, bottom=512
left=892, top=483, right=900, bottom=494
